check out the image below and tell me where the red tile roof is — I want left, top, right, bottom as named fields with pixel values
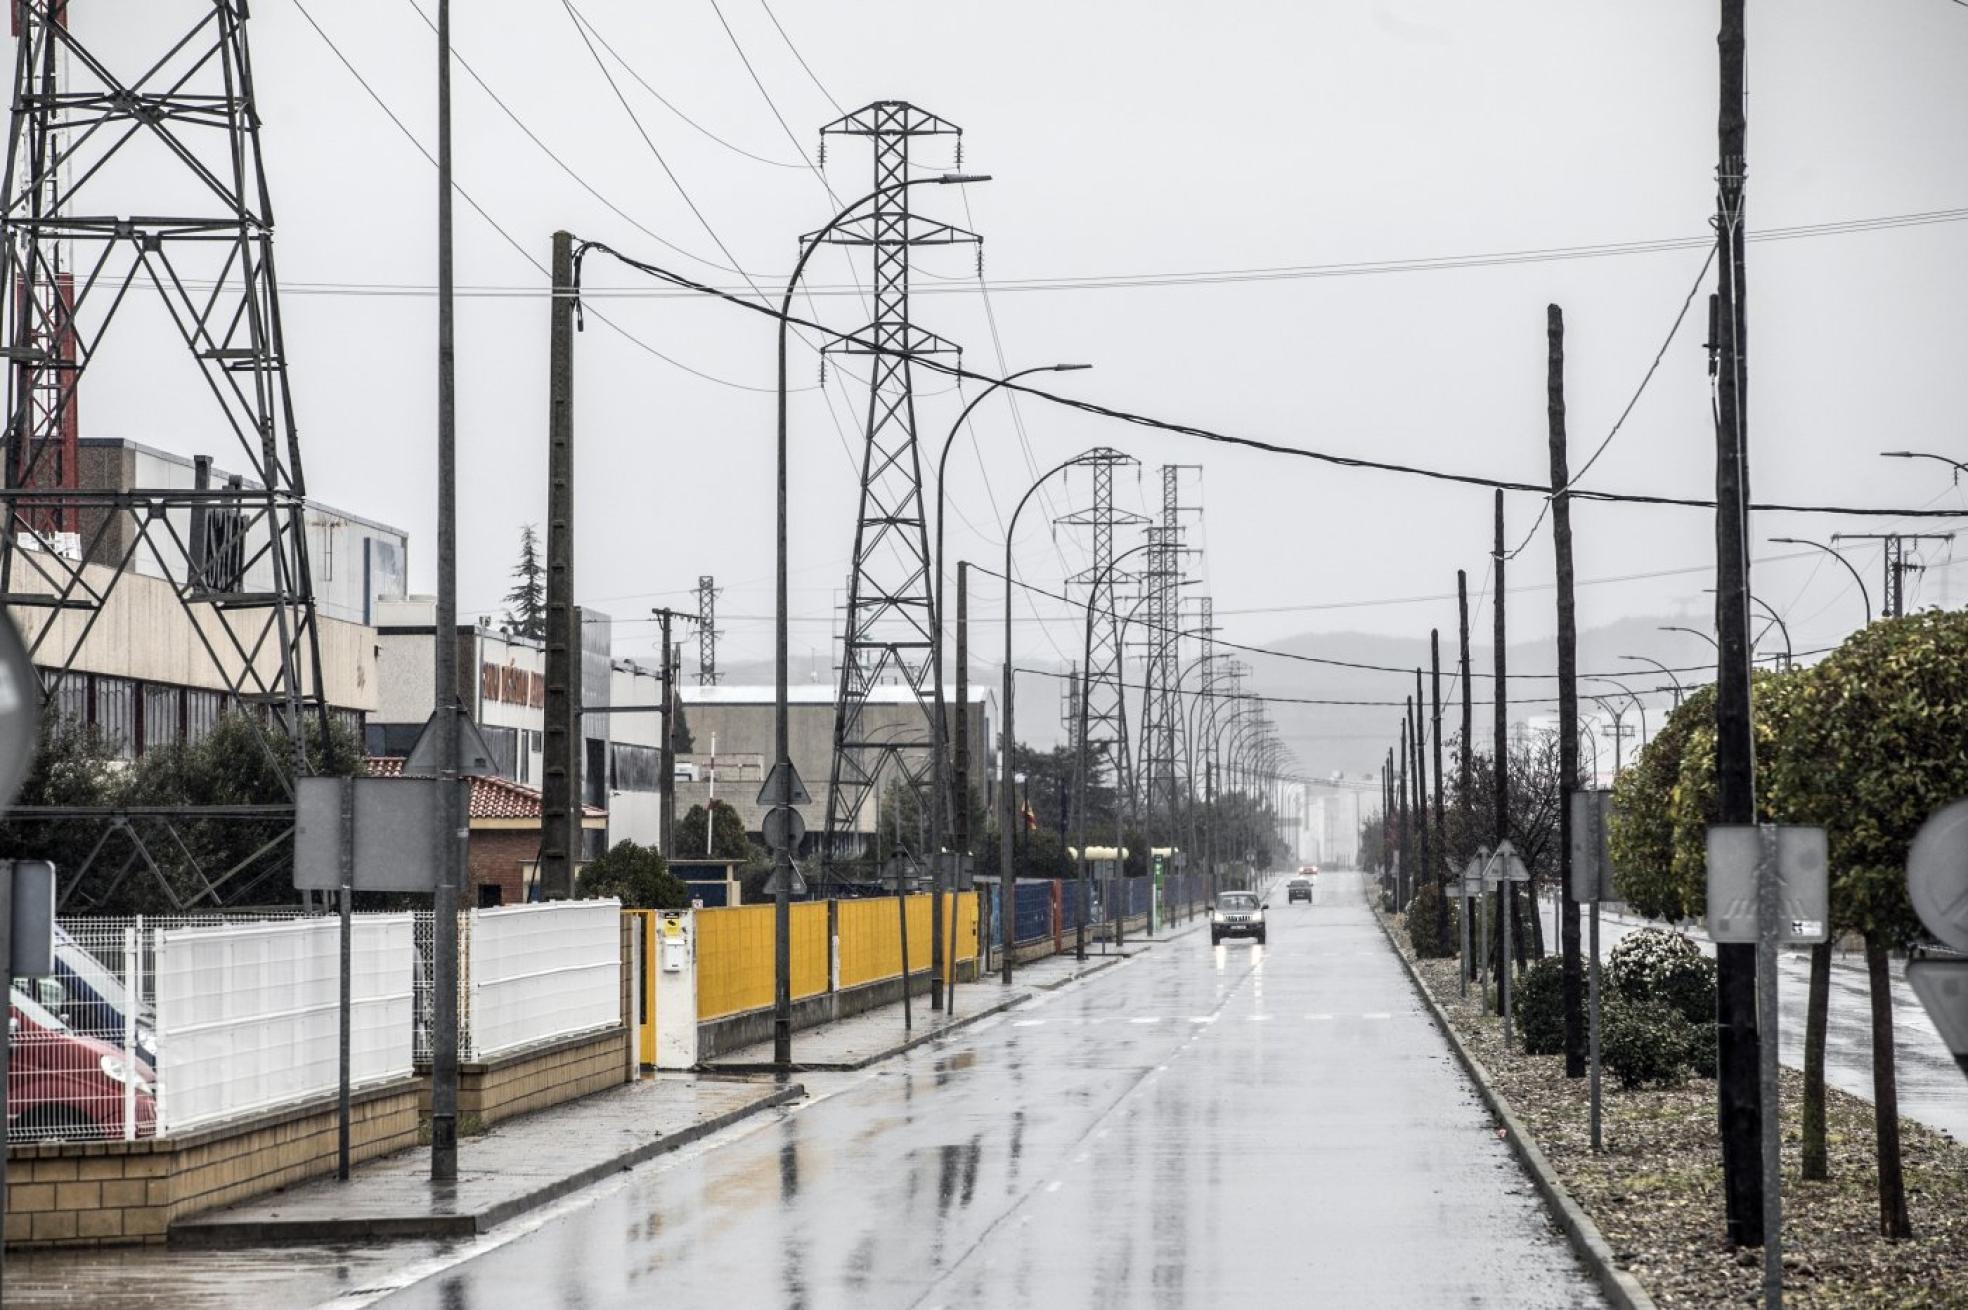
left=365, top=758, right=606, bottom=823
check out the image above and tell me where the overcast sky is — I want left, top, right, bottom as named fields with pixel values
left=74, top=0, right=1968, bottom=767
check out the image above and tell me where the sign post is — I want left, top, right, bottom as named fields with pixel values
left=1707, top=822, right=1830, bottom=1310
left=1569, top=789, right=1614, bottom=1151
left=1455, top=854, right=1486, bottom=1000
left=1480, top=841, right=1531, bottom=1045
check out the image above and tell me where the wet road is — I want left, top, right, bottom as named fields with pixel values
left=358, top=871, right=1600, bottom=1310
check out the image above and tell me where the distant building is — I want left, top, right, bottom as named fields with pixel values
left=368, top=597, right=664, bottom=855
left=675, top=684, right=994, bottom=860
left=367, top=757, right=605, bottom=904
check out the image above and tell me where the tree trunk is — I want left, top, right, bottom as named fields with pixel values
left=1801, top=941, right=1831, bottom=1182
left=1864, top=933, right=1911, bottom=1239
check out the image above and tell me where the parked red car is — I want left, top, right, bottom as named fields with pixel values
left=8, top=990, right=157, bottom=1141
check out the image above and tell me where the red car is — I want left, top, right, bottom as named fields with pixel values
left=9, top=990, right=157, bottom=1141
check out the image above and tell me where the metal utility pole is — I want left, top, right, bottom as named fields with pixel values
left=949, top=561, right=969, bottom=1011
left=696, top=575, right=721, bottom=685
left=430, top=0, right=461, bottom=1183
left=650, top=605, right=698, bottom=857
left=1711, top=0, right=1765, bottom=1255
left=1830, top=533, right=1953, bottom=621
left=1, top=0, right=331, bottom=905
left=819, top=103, right=978, bottom=891
left=541, top=232, right=580, bottom=902
left=1492, top=490, right=1511, bottom=1014
left=1548, top=303, right=1585, bottom=1080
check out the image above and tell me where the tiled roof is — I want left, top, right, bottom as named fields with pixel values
left=364, top=758, right=605, bottom=822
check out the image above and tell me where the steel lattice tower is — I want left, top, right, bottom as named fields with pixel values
left=1060, top=457, right=1145, bottom=833
left=695, top=574, right=719, bottom=685
left=1, top=2, right=327, bottom=906
left=1139, top=523, right=1182, bottom=828
left=817, top=102, right=977, bottom=881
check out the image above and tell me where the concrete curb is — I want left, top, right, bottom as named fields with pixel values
left=1371, top=908, right=1658, bottom=1310
left=169, top=1084, right=804, bottom=1247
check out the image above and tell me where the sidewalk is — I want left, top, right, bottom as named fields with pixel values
left=700, top=940, right=1153, bottom=1072
left=170, top=1074, right=801, bottom=1247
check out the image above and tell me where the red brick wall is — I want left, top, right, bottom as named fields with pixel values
left=468, top=828, right=539, bottom=905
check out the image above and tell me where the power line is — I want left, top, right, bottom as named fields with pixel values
left=755, top=0, right=844, bottom=113
left=194, top=202, right=1968, bottom=300
left=573, top=239, right=1968, bottom=521
left=294, top=0, right=805, bottom=396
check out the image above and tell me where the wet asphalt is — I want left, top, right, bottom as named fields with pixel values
left=359, top=870, right=1602, bottom=1310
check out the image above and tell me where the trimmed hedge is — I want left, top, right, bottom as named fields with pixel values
left=1515, top=957, right=1566, bottom=1055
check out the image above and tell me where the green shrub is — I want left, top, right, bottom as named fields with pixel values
left=1405, top=880, right=1460, bottom=959
left=1600, top=995, right=1692, bottom=1089
left=1515, top=957, right=1566, bottom=1055
left=1608, top=927, right=1715, bottom=1024
left=576, top=839, right=690, bottom=909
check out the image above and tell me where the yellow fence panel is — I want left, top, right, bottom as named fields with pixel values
left=695, top=904, right=774, bottom=1021
left=791, top=900, right=830, bottom=1001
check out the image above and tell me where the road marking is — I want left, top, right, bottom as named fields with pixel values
left=1129, top=1016, right=1162, bottom=1024
left=1188, top=1016, right=1216, bottom=1024
left=1011, top=1019, right=1046, bottom=1027
left=1362, top=1012, right=1392, bottom=1020
left=1045, top=1180, right=1063, bottom=1194
left=1246, top=1014, right=1272, bottom=1021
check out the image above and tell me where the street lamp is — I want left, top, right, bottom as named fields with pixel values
left=770, top=171, right=989, bottom=1072
left=1618, top=654, right=1684, bottom=709
left=1881, top=449, right=1968, bottom=484
left=1701, top=589, right=1792, bottom=670
left=931, top=362, right=1090, bottom=999
left=1770, top=536, right=1871, bottom=625
left=997, top=447, right=1132, bottom=983
left=1658, top=624, right=1718, bottom=654
left=1586, top=675, right=1649, bottom=748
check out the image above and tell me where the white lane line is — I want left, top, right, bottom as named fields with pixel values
left=1045, top=1180, right=1063, bottom=1194
left=1362, top=1012, right=1392, bottom=1020
left=1011, top=1019, right=1046, bottom=1027
left=1246, top=1014, right=1272, bottom=1022
left=1187, top=1016, right=1216, bottom=1024
left=1129, top=1016, right=1162, bottom=1024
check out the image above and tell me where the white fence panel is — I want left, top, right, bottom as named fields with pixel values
left=467, top=900, right=621, bottom=1060
left=154, top=915, right=415, bottom=1136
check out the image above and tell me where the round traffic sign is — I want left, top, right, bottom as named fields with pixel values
left=763, top=804, right=806, bottom=853
left=1908, top=799, right=1968, bottom=954
left=0, top=617, right=40, bottom=811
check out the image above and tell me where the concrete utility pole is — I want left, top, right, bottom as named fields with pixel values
left=1431, top=633, right=1448, bottom=954
left=1397, top=711, right=1410, bottom=908
left=1413, top=670, right=1430, bottom=926
left=1459, top=569, right=1475, bottom=986
left=1711, top=0, right=1765, bottom=1253
left=1492, top=489, right=1511, bottom=1015
left=540, top=230, right=579, bottom=903
left=430, top=0, right=461, bottom=1184
left=1548, top=303, right=1585, bottom=1080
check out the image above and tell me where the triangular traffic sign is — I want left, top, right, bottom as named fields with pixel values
left=757, top=760, right=812, bottom=807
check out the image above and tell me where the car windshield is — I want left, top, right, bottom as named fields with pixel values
left=1218, top=894, right=1259, bottom=912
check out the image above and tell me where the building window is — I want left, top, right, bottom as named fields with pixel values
left=144, top=685, right=183, bottom=752
left=481, top=724, right=518, bottom=781
left=185, top=689, right=222, bottom=744
left=95, top=677, right=135, bottom=758
left=609, top=742, right=662, bottom=794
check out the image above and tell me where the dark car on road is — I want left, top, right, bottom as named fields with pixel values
left=1211, top=891, right=1266, bottom=945
left=1286, top=876, right=1313, bottom=904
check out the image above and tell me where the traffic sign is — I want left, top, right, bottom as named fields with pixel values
left=0, top=616, right=41, bottom=812
left=1907, top=799, right=1968, bottom=954
left=1905, top=961, right=1968, bottom=1062
left=763, top=804, right=806, bottom=852
left=1456, top=853, right=1487, bottom=899
left=1484, top=839, right=1531, bottom=886
left=1705, top=824, right=1829, bottom=945
left=757, top=761, right=811, bottom=807
left=765, top=860, right=808, bottom=896
left=1568, top=789, right=1616, bottom=902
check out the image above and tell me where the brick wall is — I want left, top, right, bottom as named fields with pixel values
left=5, top=1079, right=421, bottom=1248
left=468, top=827, right=540, bottom=904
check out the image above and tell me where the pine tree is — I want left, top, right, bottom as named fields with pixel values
left=503, top=524, right=545, bottom=639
